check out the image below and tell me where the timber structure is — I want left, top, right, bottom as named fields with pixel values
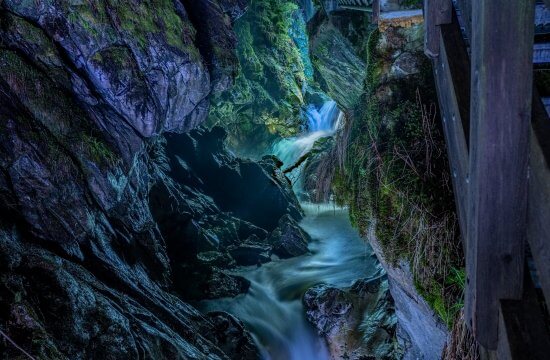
left=341, top=0, right=550, bottom=357
left=423, top=0, right=550, bottom=357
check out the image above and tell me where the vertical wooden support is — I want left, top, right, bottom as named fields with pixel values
left=456, top=0, right=472, bottom=39
left=372, top=0, right=380, bottom=25
left=467, top=0, right=535, bottom=350
left=424, top=0, right=452, bottom=58
left=433, top=10, right=471, bottom=249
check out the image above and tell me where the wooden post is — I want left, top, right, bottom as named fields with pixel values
left=466, top=0, right=535, bottom=350
left=424, top=0, right=452, bottom=58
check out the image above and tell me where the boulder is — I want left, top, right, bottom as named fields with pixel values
left=205, top=312, right=261, bottom=360
left=268, top=215, right=311, bottom=258
left=303, top=276, right=399, bottom=359
left=227, top=236, right=272, bottom=266
left=204, top=269, right=251, bottom=300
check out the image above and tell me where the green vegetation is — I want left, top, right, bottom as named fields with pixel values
left=208, top=0, right=317, bottom=155
left=0, top=49, right=119, bottom=171
left=331, top=27, right=465, bottom=327
left=66, top=0, right=199, bottom=57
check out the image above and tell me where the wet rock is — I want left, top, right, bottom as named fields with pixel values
left=390, top=52, right=421, bottom=79
left=0, top=225, right=238, bottom=360
left=0, top=1, right=263, bottom=358
left=164, top=127, right=303, bottom=231
left=203, top=269, right=251, bottom=300
left=303, top=275, right=399, bottom=359
left=197, top=251, right=237, bottom=268
left=310, top=21, right=366, bottom=111
left=182, top=0, right=248, bottom=93
left=205, top=312, right=261, bottom=360
left=227, top=237, right=272, bottom=266
left=268, top=215, right=311, bottom=258
left=368, top=236, right=449, bottom=359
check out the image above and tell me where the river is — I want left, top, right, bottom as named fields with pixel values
left=199, top=101, right=382, bottom=359
left=200, top=203, right=381, bottom=359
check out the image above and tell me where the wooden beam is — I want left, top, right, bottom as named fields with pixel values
left=423, top=0, right=452, bottom=58
left=466, top=0, right=535, bottom=349
left=527, top=90, right=550, bottom=305
left=497, top=272, right=550, bottom=359
left=433, top=9, right=470, bottom=247
left=456, top=0, right=471, bottom=39
left=424, top=7, right=440, bottom=56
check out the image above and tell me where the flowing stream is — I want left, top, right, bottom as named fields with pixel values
left=201, top=102, right=380, bottom=359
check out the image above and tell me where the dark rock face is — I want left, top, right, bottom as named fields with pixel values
left=205, top=312, right=261, bottom=360
left=268, top=214, right=311, bottom=258
left=163, top=127, right=303, bottom=232
left=303, top=275, right=400, bottom=359
left=0, top=1, right=284, bottom=358
left=150, top=126, right=302, bottom=299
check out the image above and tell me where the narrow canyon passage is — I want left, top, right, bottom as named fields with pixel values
left=201, top=203, right=381, bottom=359
left=0, top=0, right=469, bottom=358
left=200, top=102, right=387, bottom=359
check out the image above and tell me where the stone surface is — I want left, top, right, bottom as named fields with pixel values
left=268, top=214, right=311, bottom=258
left=0, top=1, right=281, bottom=358
left=303, top=274, right=399, bottom=359
left=369, top=235, right=449, bottom=359
left=205, top=312, right=261, bottom=360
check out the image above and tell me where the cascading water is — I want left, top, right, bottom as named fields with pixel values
left=271, top=100, right=342, bottom=171
left=201, top=100, right=381, bottom=359
left=200, top=204, right=380, bottom=360
left=271, top=100, right=342, bottom=196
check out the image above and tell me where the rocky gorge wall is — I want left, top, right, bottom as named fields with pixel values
left=0, top=1, right=312, bottom=358
left=303, top=5, right=463, bottom=359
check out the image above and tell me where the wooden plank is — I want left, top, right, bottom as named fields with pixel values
left=497, top=273, right=550, bottom=359
left=456, top=0, right=471, bottom=39
left=433, top=9, right=470, bottom=247
left=372, top=0, right=380, bottom=24
left=466, top=0, right=535, bottom=349
left=527, top=91, right=550, bottom=305
left=424, top=0, right=452, bottom=58
left=440, top=10, right=470, bottom=146
left=424, top=0, right=452, bottom=25
left=423, top=0, right=452, bottom=58
left=424, top=0, right=440, bottom=58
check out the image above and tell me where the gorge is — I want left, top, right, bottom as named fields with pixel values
left=0, top=0, right=464, bottom=359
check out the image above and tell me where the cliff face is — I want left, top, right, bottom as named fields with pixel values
left=0, top=1, right=299, bottom=358
left=207, top=0, right=331, bottom=157
left=305, top=7, right=461, bottom=358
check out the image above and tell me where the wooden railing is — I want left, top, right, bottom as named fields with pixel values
left=425, top=0, right=550, bottom=357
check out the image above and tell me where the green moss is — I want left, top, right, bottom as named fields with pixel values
left=66, top=0, right=199, bottom=58
left=332, top=26, right=465, bottom=328
left=207, top=0, right=314, bottom=154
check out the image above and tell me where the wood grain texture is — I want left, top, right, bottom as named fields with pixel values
left=466, top=0, right=535, bottom=349
left=424, top=0, right=440, bottom=57
left=528, top=91, right=550, bottom=306
left=432, top=9, right=470, bottom=248
left=497, top=273, right=550, bottom=359
left=456, top=0, right=472, bottom=39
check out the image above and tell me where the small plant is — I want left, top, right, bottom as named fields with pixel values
left=81, top=134, right=117, bottom=167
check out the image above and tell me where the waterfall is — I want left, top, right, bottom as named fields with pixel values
left=298, top=0, right=316, bottom=22
left=272, top=100, right=342, bottom=170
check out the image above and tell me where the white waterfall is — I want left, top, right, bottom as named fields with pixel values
left=271, top=100, right=342, bottom=171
